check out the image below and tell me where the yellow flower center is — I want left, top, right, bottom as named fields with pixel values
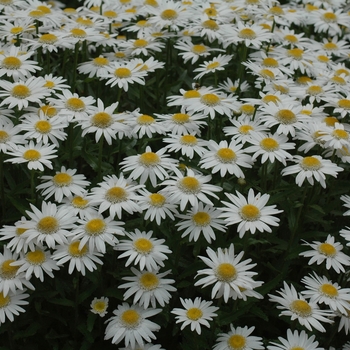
left=323, top=42, right=337, bottom=51
left=0, top=292, right=10, bottom=308
left=331, top=76, right=345, bottom=85
left=317, top=55, right=329, bottom=63
left=276, top=109, right=297, bottom=124
left=216, top=263, right=237, bottom=282
left=26, top=250, right=46, bottom=265
left=207, top=61, right=220, bottom=70
left=324, top=116, right=338, bottom=127
left=180, top=135, right=197, bottom=145
left=105, top=187, right=127, bottom=203
left=103, top=10, right=117, bottom=18
left=202, top=19, right=219, bottom=30
left=160, top=9, right=178, bottom=20
left=184, top=90, right=201, bottom=99
left=262, top=57, right=279, bottom=67
left=137, top=114, right=154, bottom=125
left=68, top=241, right=88, bottom=257
left=11, top=84, right=30, bottom=98
left=238, top=28, right=256, bottom=39
left=2, top=56, right=21, bottom=69
left=240, top=204, right=260, bottom=221
left=290, top=299, right=312, bottom=317
left=10, top=26, right=23, bottom=35
left=35, top=120, right=52, bottom=134
left=338, top=99, right=350, bottom=109
left=139, top=152, right=160, bottom=166
left=44, top=80, right=55, bottom=89
left=192, top=44, right=207, bottom=54
left=300, top=156, right=322, bottom=170
left=70, top=28, right=87, bottom=39
left=239, top=125, right=253, bottom=134
left=16, top=227, right=27, bottom=236
left=23, top=149, right=41, bottom=161
left=114, top=67, right=131, bottom=78
left=186, top=307, right=203, bottom=320
left=323, top=12, right=337, bottom=22
left=134, top=237, right=153, bottom=253
left=0, top=259, right=19, bottom=279
left=39, top=33, right=58, bottom=44
left=287, top=48, right=304, bottom=60
left=240, top=104, right=255, bottom=115
left=269, top=6, right=284, bottom=15
left=93, top=57, right=109, bottom=66
left=262, top=95, right=280, bottom=104
left=273, top=84, right=289, bottom=93
left=144, top=0, right=158, bottom=6
left=335, top=68, right=349, bottom=76
left=136, top=20, right=149, bottom=27
left=133, top=39, right=148, bottom=48
left=37, top=216, right=59, bottom=234
left=179, top=176, right=201, bottom=194
left=114, top=52, right=126, bottom=59
left=53, top=172, right=72, bottom=187
left=39, top=105, right=57, bottom=118
left=139, top=272, right=159, bottom=290
left=149, top=193, right=166, bottom=207
left=29, top=9, right=45, bottom=18
left=72, top=196, right=89, bottom=208
left=0, top=0, right=13, bottom=4
left=91, top=112, right=113, bottom=128
left=66, top=97, right=85, bottom=111
left=318, top=242, right=336, bottom=257
left=284, top=34, right=298, bottom=43
left=192, top=211, right=211, bottom=226
left=172, top=113, right=190, bottom=124
left=228, top=334, right=246, bottom=350
left=216, top=148, right=236, bottom=162
left=204, top=7, right=217, bottom=17
left=76, top=17, right=93, bottom=27
left=37, top=5, right=51, bottom=14
left=320, top=283, right=338, bottom=297
left=0, top=130, right=9, bottom=143
left=333, top=129, right=348, bottom=140
left=200, top=93, right=220, bottom=106
left=121, top=309, right=140, bottom=327
left=306, top=85, right=323, bottom=96
left=260, top=137, right=279, bottom=151
left=93, top=301, right=106, bottom=312
left=85, top=218, right=106, bottom=236
left=260, top=69, right=275, bottom=79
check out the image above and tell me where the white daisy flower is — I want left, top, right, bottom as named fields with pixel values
left=137, top=189, right=179, bottom=225
left=268, top=281, right=334, bottom=332
left=319, top=122, right=350, bottom=150
left=193, top=54, right=233, bottom=80
left=175, top=202, right=226, bottom=243
left=340, top=194, right=350, bottom=216
left=171, top=297, right=219, bottom=334
left=199, top=139, right=253, bottom=177
left=0, top=120, right=25, bottom=153
left=267, top=328, right=323, bottom=350
left=22, top=201, right=77, bottom=249
left=69, top=211, right=124, bottom=254
left=5, top=140, right=57, bottom=171
left=301, top=272, right=350, bottom=315
left=78, top=98, right=130, bottom=145
left=340, top=226, right=350, bottom=245
left=120, top=146, right=178, bottom=187
left=163, top=133, right=208, bottom=159
left=37, top=166, right=90, bottom=203
left=11, top=244, right=59, bottom=282
left=299, top=235, right=350, bottom=273
left=78, top=55, right=111, bottom=79
left=245, top=132, right=295, bottom=166
left=118, top=37, right=165, bottom=57
left=90, top=174, right=143, bottom=219
left=195, top=244, right=258, bottom=303
left=115, top=229, right=171, bottom=271
left=219, top=188, right=283, bottom=238
left=281, top=155, right=344, bottom=188
left=0, top=289, right=29, bottom=324
left=42, top=74, right=70, bottom=93
left=218, top=77, right=250, bottom=95
left=0, top=246, right=34, bottom=297
left=59, top=191, right=97, bottom=220
left=119, top=267, right=176, bottom=309
left=90, top=296, right=109, bottom=317
left=161, top=168, right=222, bottom=211
left=104, top=302, right=161, bottom=348
left=52, top=239, right=103, bottom=276
left=337, top=310, right=350, bottom=335
left=0, top=76, right=49, bottom=110
left=213, top=325, right=264, bottom=350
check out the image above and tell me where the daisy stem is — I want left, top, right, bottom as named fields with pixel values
left=71, top=42, right=80, bottom=93
left=236, top=44, right=248, bottom=95
left=98, top=137, right=104, bottom=182
left=261, top=162, right=267, bottom=192
left=0, top=152, right=5, bottom=225
left=30, top=169, right=37, bottom=204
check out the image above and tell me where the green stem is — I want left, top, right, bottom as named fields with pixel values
left=71, top=42, right=80, bottom=93
left=98, top=136, right=104, bottom=182
left=0, top=152, right=4, bottom=225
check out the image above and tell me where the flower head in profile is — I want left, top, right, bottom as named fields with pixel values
left=90, top=296, right=109, bottom=317
left=104, top=302, right=161, bottom=348
left=0, top=289, right=29, bottom=324
left=219, top=188, right=283, bottom=238
left=195, top=244, right=258, bottom=303
left=171, top=297, right=219, bottom=334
